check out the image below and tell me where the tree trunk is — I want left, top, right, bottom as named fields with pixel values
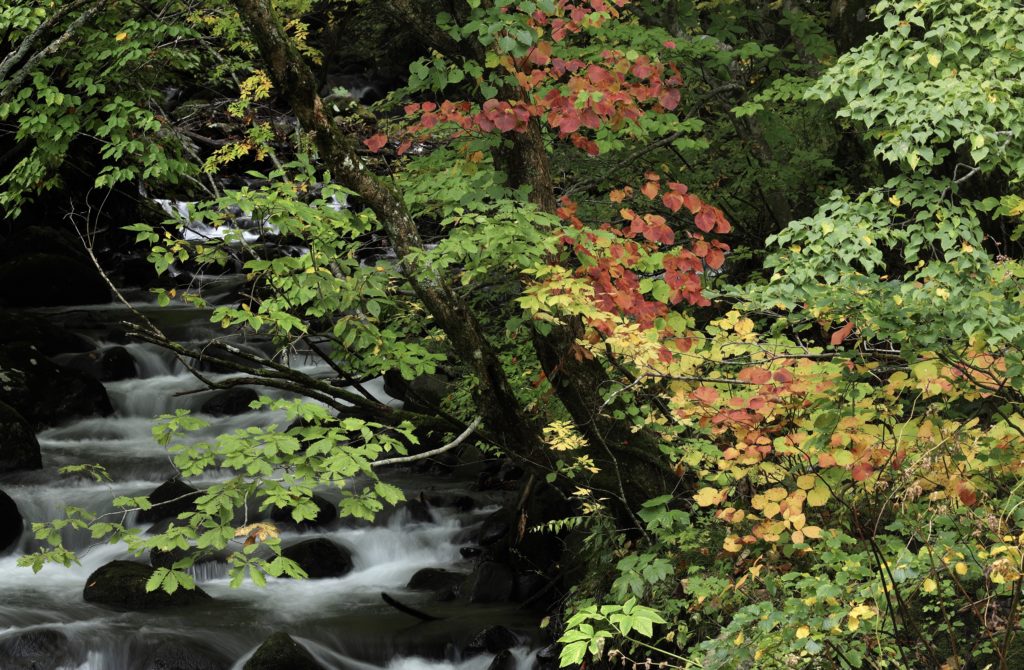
left=232, top=0, right=537, bottom=459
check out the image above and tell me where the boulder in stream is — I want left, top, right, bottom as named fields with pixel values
left=0, top=628, right=82, bottom=670
left=145, top=639, right=230, bottom=670
left=0, top=348, right=113, bottom=429
left=200, top=387, right=259, bottom=416
left=83, top=560, right=211, bottom=610
left=0, top=401, right=42, bottom=472
left=0, top=253, right=111, bottom=307
left=281, top=538, right=353, bottom=579
left=0, top=309, right=93, bottom=355
left=243, top=632, right=325, bottom=670
left=488, top=649, right=516, bottom=670
left=465, top=561, right=515, bottom=604
left=62, top=346, right=138, bottom=382
left=137, top=478, right=201, bottom=525
left=406, top=567, right=465, bottom=597
left=465, top=625, right=519, bottom=655
left=0, top=488, right=24, bottom=553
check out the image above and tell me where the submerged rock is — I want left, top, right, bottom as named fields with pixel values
left=488, top=649, right=516, bottom=670
left=0, top=628, right=82, bottom=670
left=200, top=387, right=259, bottom=416
left=465, top=562, right=515, bottom=604
left=137, top=478, right=201, bottom=525
left=0, top=348, right=113, bottom=429
left=83, top=560, right=211, bottom=610
left=0, top=488, right=24, bottom=553
left=243, top=632, right=324, bottom=670
left=465, top=625, right=519, bottom=655
left=281, top=538, right=353, bottom=579
left=0, top=401, right=42, bottom=472
left=145, top=639, right=230, bottom=670
left=407, top=567, right=464, bottom=595
left=0, top=253, right=111, bottom=307
left=62, top=346, right=138, bottom=382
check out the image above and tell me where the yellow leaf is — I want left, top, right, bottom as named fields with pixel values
left=115, top=32, right=128, bottom=41
left=763, top=501, right=781, bottom=518
left=791, top=530, right=805, bottom=544
left=733, top=631, right=744, bottom=646
left=796, top=625, right=810, bottom=639
left=797, top=474, right=816, bottom=490
left=807, top=482, right=831, bottom=507
left=923, top=578, right=937, bottom=593
left=695, top=487, right=722, bottom=507
left=955, top=562, right=968, bottom=576
left=723, top=535, right=743, bottom=552
left=803, top=525, right=823, bottom=539
left=928, top=52, right=941, bottom=67
left=765, top=487, right=788, bottom=502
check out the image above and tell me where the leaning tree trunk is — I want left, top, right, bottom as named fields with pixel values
left=232, top=0, right=538, bottom=459
left=232, top=0, right=675, bottom=517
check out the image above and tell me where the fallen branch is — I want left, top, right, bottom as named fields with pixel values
left=381, top=592, right=442, bottom=621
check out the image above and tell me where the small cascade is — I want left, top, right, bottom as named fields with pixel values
left=0, top=300, right=539, bottom=669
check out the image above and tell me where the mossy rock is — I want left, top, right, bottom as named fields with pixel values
left=83, top=560, right=211, bottom=611
left=243, top=632, right=324, bottom=670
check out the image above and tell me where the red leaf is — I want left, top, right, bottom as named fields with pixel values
left=830, top=321, right=855, bottom=346
left=363, top=134, right=388, bottom=152
left=705, top=248, right=725, bottom=269
left=957, top=482, right=977, bottom=506
left=738, top=367, right=772, bottom=384
left=692, top=386, right=719, bottom=405
left=658, top=88, right=681, bottom=110
left=662, top=192, right=683, bottom=212
left=640, top=181, right=659, bottom=199
left=694, top=209, right=715, bottom=232
left=852, top=462, right=873, bottom=482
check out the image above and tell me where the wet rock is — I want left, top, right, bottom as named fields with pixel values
left=488, top=649, right=516, bottom=670
left=0, top=488, right=24, bottom=553
left=513, top=571, right=549, bottom=604
left=535, top=644, right=560, bottom=670
left=137, top=478, right=201, bottom=525
left=460, top=547, right=483, bottom=559
left=0, top=401, right=42, bottom=472
left=403, top=497, right=434, bottom=523
left=83, top=560, right=211, bottom=610
left=465, top=625, right=519, bottom=654
left=63, top=346, right=138, bottom=382
left=0, top=253, right=110, bottom=307
left=269, top=494, right=338, bottom=528
left=404, top=373, right=453, bottom=414
left=244, top=632, right=324, bottom=670
left=0, top=310, right=93, bottom=355
left=465, top=561, right=515, bottom=604
left=478, top=508, right=513, bottom=547
left=146, top=639, right=230, bottom=670
left=0, top=628, right=81, bottom=670
left=281, top=538, right=353, bottom=579
left=382, top=368, right=408, bottom=401
left=0, top=348, right=113, bottom=429
left=407, top=567, right=465, bottom=594
left=200, top=387, right=259, bottom=416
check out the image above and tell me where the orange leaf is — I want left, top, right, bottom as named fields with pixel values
left=830, top=321, right=855, bottom=346
left=641, top=181, right=659, bottom=199
left=363, top=133, right=388, bottom=152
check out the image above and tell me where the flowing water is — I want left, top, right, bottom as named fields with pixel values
left=0, top=299, right=538, bottom=669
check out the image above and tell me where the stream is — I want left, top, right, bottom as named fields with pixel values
left=0, top=294, right=540, bottom=669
